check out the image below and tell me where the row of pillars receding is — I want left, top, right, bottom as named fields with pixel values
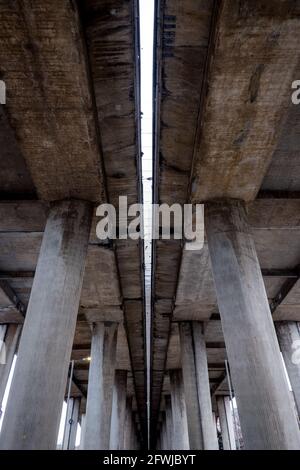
left=62, top=375, right=140, bottom=451
left=0, top=201, right=140, bottom=450
left=156, top=200, right=300, bottom=450
left=0, top=199, right=300, bottom=449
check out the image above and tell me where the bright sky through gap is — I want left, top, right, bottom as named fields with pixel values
left=139, top=0, right=154, bottom=448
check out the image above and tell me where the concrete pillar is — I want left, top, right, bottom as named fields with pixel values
left=63, top=397, right=81, bottom=450
left=123, top=397, right=133, bottom=450
left=110, top=370, right=127, bottom=450
left=217, top=396, right=236, bottom=450
left=179, top=322, right=218, bottom=449
left=169, top=369, right=189, bottom=450
left=165, top=395, right=173, bottom=450
left=83, top=322, right=118, bottom=450
left=193, top=322, right=219, bottom=449
left=206, top=200, right=300, bottom=450
left=276, top=321, right=300, bottom=417
left=0, top=324, right=21, bottom=409
left=179, top=322, right=203, bottom=449
left=0, top=200, right=92, bottom=450
left=0, top=326, right=6, bottom=365
left=161, top=416, right=169, bottom=450
left=79, top=414, right=86, bottom=450
left=212, top=411, right=218, bottom=443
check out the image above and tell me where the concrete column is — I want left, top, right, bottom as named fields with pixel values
left=79, top=414, right=86, bottom=450
left=276, top=321, right=300, bottom=417
left=206, top=200, right=300, bottom=450
left=217, top=396, right=236, bottom=450
left=212, top=411, right=218, bottom=444
left=165, top=395, right=173, bottom=450
left=193, top=322, right=219, bottom=449
left=83, top=322, right=118, bottom=450
left=0, top=200, right=92, bottom=450
left=123, top=397, right=133, bottom=450
left=169, top=369, right=189, bottom=450
left=63, top=397, right=81, bottom=450
left=179, top=322, right=218, bottom=449
left=179, top=322, right=203, bottom=449
left=0, top=324, right=21, bottom=409
left=161, top=416, right=168, bottom=450
left=110, top=370, right=127, bottom=450
left=0, top=326, right=6, bottom=364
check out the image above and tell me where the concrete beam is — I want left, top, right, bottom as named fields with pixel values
left=0, top=1, right=105, bottom=202
left=191, top=1, right=300, bottom=203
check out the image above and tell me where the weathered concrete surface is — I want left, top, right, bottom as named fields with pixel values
left=179, top=322, right=203, bottom=450
left=0, top=0, right=145, bottom=447
left=191, top=0, right=300, bottom=203
left=276, top=322, right=300, bottom=417
left=0, top=0, right=105, bottom=202
left=81, top=0, right=146, bottom=435
left=110, top=370, right=127, bottom=450
left=206, top=200, right=300, bottom=450
left=150, top=0, right=214, bottom=439
left=169, top=370, right=189, bottom=450
left=0, top=200, right=92, bottom=450
left=192, top=322, right=219, bottom=449
left=84, top=322, right=118, bottom=450
left=217, top=396, right=236, bottom=451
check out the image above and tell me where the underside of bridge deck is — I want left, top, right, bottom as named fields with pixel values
left=0, top=0, right=300, bottom=452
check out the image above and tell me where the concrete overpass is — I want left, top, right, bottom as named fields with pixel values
left=0, top=0, right=300, bottom=451
left=151, top=0, right=300, bottom=451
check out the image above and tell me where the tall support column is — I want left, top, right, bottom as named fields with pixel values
left=276, top=321, right=300, bottom=417
left=192, top=322, right=219, bottom=449
left=217, top=396, right=236, bottom=450
left=0, top=200, right=92, bottom=450
left=160, top=419, right=166, bottom=450
left=0, top=324, right=21, bottom=409
left=179, top=322, right=203, bottom=449
left=165, top=395, right=173, bottom=450
left=79, top=414, right=86, bottom=450
left=179, top=322, right=218, bottom=449
left=123, top=397, right=133, bottom=450
left=169, top=369, right=189, bottom=450
left=206, top=200, right=300, bottom=450
left=84, top=322, right=118, bottom=450
left=110, top=370, right=127, bottom=450
left=63, top=397, right=81, bottom=450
